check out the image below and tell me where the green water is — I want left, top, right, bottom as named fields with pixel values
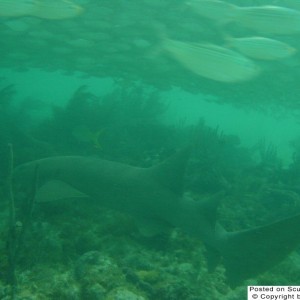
left=1, top=0, right=300, bottom=299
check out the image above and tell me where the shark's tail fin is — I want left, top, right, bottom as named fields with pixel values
left=218, top=214, right=300, bottom=286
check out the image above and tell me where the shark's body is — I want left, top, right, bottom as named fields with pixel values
left=14, top=148, right=300, bottom=286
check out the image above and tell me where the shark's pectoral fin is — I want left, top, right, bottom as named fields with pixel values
left=219, top=214, right=300, bottom=286
left=35, top=180, right=89, bottom=203
left=134, top=216, right=172, bottom=237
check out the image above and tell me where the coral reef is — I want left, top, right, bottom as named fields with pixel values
left=1, top=84, right=300, bottom=299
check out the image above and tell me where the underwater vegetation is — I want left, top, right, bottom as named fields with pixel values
left=33, top=84, right=187, bottom=164
left=1, top=82, right=300, bottom=299
left=0, top=85, right=51, bottom=167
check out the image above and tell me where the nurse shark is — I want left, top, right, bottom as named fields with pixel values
left=14, top=147, right=300, bottom=286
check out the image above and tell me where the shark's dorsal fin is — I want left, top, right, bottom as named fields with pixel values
left=199, top=192, right=223, bottom=228
left=149, top=146, right=192, bottom=195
